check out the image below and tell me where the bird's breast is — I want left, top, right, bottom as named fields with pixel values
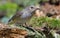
left=20, top=12, right=32, bottom=19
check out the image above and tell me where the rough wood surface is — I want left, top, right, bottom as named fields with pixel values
left=0, top=23, right=28, bottom=38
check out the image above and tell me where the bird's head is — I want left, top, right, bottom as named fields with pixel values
left=18, top=5, right=40, bottom=18
left=26, top=5, right=40, bottom=13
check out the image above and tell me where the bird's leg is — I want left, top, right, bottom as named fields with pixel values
left=25, top=22, right=28, bottom=26
left=23, top=22, right=33, bottom=30
left=22, top=22, right=28, bottom=27
left=24, top=22, right=32, bottom=27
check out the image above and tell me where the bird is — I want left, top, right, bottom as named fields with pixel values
left=8, top=5, right=40, bottom=26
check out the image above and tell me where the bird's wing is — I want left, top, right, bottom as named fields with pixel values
left=8, top=10, right=22, bottom=22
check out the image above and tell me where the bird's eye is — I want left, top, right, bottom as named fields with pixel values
left=30, top=6, right=34, bottom=9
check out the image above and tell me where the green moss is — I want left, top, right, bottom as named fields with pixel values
left=29, top=17, right=60, bottom=28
